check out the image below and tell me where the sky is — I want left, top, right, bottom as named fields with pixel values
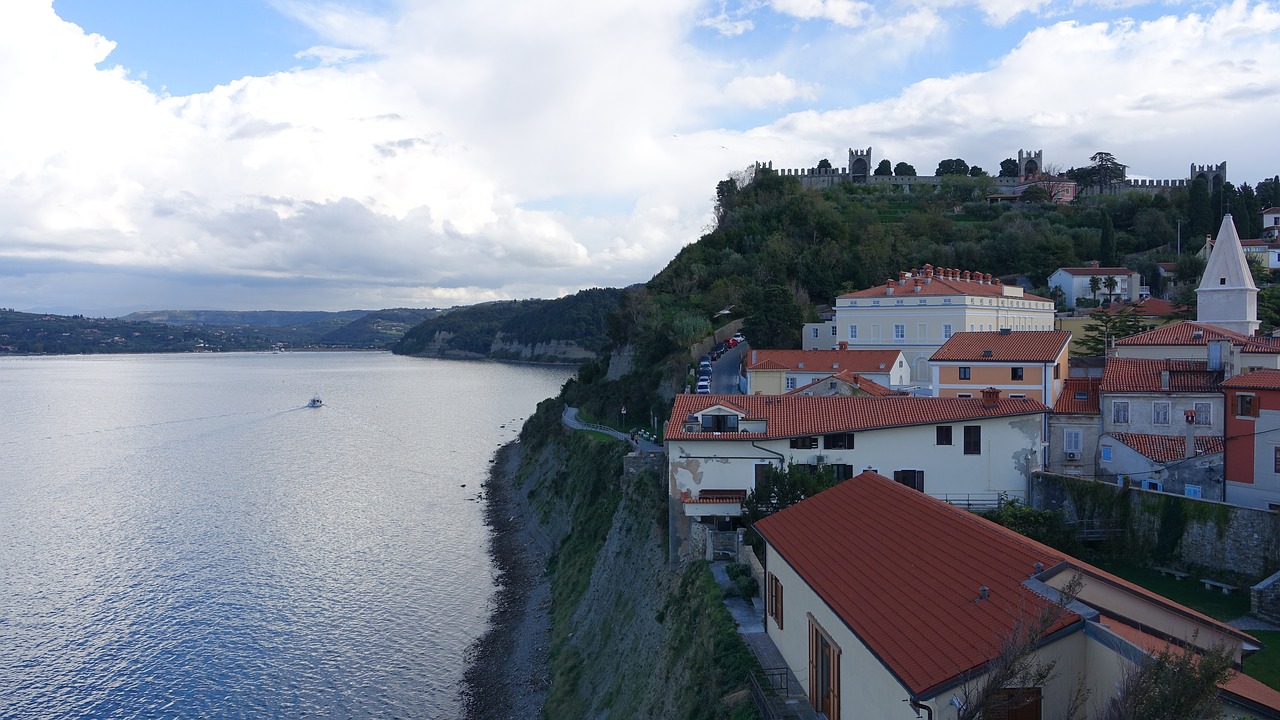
left=2, top=1, right=1279, bottom=315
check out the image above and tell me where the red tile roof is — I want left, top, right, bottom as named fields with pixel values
left=930, top=330, right=1070, bottom=363
left=1115, top=321, right=1280, bottom=355
left=1052, top=378, right=1101, bottom=414
left=786, top=370, right=902, bottom=397
left=1110, top=432, right=1224, bottom=462
left=1056, top=266, right=1136, bottom=276
left=754, top=473, right=1255, bottom=698
left=665, top=393, right=1046, bottom=441
left=1222, top=369, right=1280, bottom=390
left=839, top=265, right=1051, bottom=302
left=1093, top=297, right=1183, bottom=318
left=1100, top=358, right=1222, bottom=393
left=746, top=349, right=902, bottom=374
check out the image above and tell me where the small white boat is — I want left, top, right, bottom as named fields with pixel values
left=308, top=396, right=323, bottom=408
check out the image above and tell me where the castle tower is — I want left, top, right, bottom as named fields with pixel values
left=1197, top=214, right=1259, bottom=335
left=1190, top=162, right=1227, bottom=191
left=848, top=147, right=872, bottom=183
left=1017, top=149, right=1043, bottom=179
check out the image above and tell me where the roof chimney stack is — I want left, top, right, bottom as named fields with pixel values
left=838, top=341, right=848, bottom=350
left=981, top=387, right=1001, bottom=409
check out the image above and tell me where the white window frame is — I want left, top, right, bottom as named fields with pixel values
left=785, top=377, right=797, bottom=390
left=943, top=324, right=953, bottom=339
left=1064, top=429, right=1082, bottom=453
left=1152, top=401, right=1170, bottom=426
left=1112, top=401, right=1130, bottom=424
left=849, top=325, right=858, bottom=340
left=893, top=324, right=905, bottom=340
left=1194, top=402, right=1212, bottom=426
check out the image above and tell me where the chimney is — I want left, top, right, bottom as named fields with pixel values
left=885, top=278, right=895, bottom=295
left=898, top=271, right=909, bottom=285
left=913, top=278, right=923, bottom=293
left=963, top=270, right=972, bottom=282
left=1184, top=409, right=1197, bottom=459
left=838, top=341, right=848, bottom=350
left=981, top=387, right=1000, bottom=408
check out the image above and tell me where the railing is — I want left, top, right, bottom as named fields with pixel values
left=937, top=492, right=1004, bottom=512
left=747, top=667, right=793, bottom=720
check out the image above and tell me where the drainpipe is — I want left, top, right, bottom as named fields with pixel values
left=909, top=699, right=934, bottom=719
left=751, top=440, right=787, bottom=465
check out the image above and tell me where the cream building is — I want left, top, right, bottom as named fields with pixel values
left=803, top=265, right=1056, bottom=384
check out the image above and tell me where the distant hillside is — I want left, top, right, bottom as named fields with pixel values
left=392, top=288, right=622, bottom=362
left=123, top=309, right=369, bottom=328
left=123, top=308, right=438, bottom=349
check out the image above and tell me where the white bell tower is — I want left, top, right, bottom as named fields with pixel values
left=1197, top=214, right=1259, bottom=335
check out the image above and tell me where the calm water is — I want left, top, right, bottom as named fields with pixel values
left=0, top=352, right=571, bottom=719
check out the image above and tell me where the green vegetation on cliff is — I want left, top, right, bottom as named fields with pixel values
left=392, top=288, right=621, bottom=360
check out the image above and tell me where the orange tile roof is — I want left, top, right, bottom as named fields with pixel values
left=754, top=473, right=1257, bottom=699
left=930, top=330, right=1070, bottom=363
left=1052, top=378, right=1101, bottom=414
left=1094, top=297, right=1183, bottom=318
left=1115, top=321, right=1280, bottom=355
left=665, top=393, right=1046, bottom=441
left=746, top=348, right=902, bottom=373
left=786, top=370, right=902, bottom=397
left=1222, top=369, right=1280, bottom=390
left=1056, top=266, right=1136, bottom=276
left=1100, top=358, right=1222, bottom=393
left=839, top=265, right=1051, bottom=302
left=755, top=472, right=1077, bottom=697
left=1097, top=616, right=1280, bottom=713
left=1110, top=432, right=1224, bottom=462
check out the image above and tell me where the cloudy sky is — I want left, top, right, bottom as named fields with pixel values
left=3, top=0, right=1279, bottom=315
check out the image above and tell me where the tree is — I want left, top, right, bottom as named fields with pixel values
left=1188, top=176, right=1212, bottom=241
left=1175, top=253, right=1206, bottom=284
left=1100, top=212, right=1117, bottom=266
left=999, top=158, right=1020, bottom=178
left=968, top=165, right=987, bottom=177
left=1089, top=276, right=1103, bottom=302
left=741, top=284, right=803, bottom=349
left=1103, top=275, right=1119, bottom=303
left=1089, top=151, right=1128, bottom=193
left=817, top=158, right=832, bottom=170
left=894, top=161, right=917, bottom=177
left=1020, top=185, right=1052, bottom=204
left=1077, top=304, right=1154, bottom=356
left=742, top=463, right=837, bottom=524
left=1097, top=634, right=1234, bottom=720
left=936, top=158, right=970, bottom=176
left=874, top=159, right=892, bottom=176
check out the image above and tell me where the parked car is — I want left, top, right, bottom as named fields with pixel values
left=695, top=378, right=711, bottom=394
left=725, top=338, right=738, bottom=349
left=732, top=332, right=745, bottom=343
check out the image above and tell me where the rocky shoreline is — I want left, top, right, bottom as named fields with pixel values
left=461, top=442, right=553, bottom=719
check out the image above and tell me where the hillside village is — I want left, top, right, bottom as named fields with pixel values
left=659, top=205, right=1280, bottom=718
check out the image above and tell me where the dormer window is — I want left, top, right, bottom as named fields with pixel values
left=700, top=414, right=739, bottom=432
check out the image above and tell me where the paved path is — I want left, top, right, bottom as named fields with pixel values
left=561, top=405, right=664, bottom=453
left=710, top=561, right=817, bottom=719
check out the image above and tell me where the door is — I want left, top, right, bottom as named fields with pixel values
left=809, top=619, right=840, bottom=719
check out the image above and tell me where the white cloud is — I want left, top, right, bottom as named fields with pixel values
left=768, top=0, right=875, bottom=26
left=723, top=72, right=820, bottom=107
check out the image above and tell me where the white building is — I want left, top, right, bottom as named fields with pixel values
left=1048, top=265, right=1142, bottom=308
left=743, top=347, right=908, bottom=393
left=1198, top=213, right=1260, bottom=336
left=802, top=265, right=1056, bottom=383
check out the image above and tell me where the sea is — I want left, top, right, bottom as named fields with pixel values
left=0, top=351, right=572, bottom=719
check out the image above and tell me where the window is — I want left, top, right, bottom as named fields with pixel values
left=1011, top=367, right=1024, bottom=381
left=1064, top=429, right=1082, bottom=453
left=833, top=464, right=855, bottom=481
left=699, top=414, right=739, bottom=432
left=1152, top=401, right=1170, bottom=425
left=848, top=325, right=858, bottom=340
left=1112, top=401, right=1130, bottom=424
left=1101, top=445, right=1112, bottom=462
left=811, top=327, right=819, bottom=339
left=789, top=436, right=818, bottom=449
left=936, top=426, right=953, bottom=445
left=894, top=469, right=924, bottom=491
left=785, top=377, right=796, bottom=390
left=1274, top=446, right=1280, bottom=474
left=963, top=426, right=981, bottom=455
left=1053, top=364, right=1060, bottom=379
left=831, top=325, right=837, bottom=336
left=959, top=366, right=971, bottom=380
left=809, top=619, right=841, bottom=720
left=1185, top=485, right=1202, bottom=499
left=1194, top=402, right=1211, bottom=426
left=1238, top=394, right=1259, bottom=418
left=1143, top=480, right=1163, bottom=492
left=943, top=323, right=953, bottom=339
left=894, top=324, right=905, bottom=340
left=824, top=433, right=855, bottom=450
left=767, top=573, right=784, bottom=629
left=988, top=688, right=1042, bottom=720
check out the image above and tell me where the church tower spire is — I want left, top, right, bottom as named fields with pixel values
left=1197, top=214, right=1259, bottom=335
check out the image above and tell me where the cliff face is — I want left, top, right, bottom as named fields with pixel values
left=500, top=401, right=758, bottom=719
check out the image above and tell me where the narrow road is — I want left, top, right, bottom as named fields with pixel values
left=561, top=405, right=664, bottom=453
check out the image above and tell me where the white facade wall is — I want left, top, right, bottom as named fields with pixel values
left=1230, top=407, right=1280, bottom=510
left=1049, top=270, right=1140, bottom=309
left=667, top=414, right=1045, bottom=507
left=764, top=543, right=937, bottom=720
left=802, top=294, right=1056, bottom=383
left=1100, top=392, right=1223, bottom=437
